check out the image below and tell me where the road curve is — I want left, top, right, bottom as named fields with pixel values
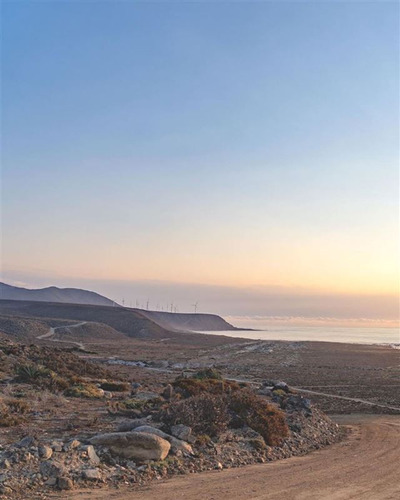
left=37, top=322, right=87, bottom=349
left=60, top=415, right=400, bottom=500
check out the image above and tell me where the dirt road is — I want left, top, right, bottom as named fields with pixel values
left=37, top=321, right=87, bottom=349
left=58, top=415, right=400, bottom=500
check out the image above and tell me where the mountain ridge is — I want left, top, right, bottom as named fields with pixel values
left=0, top=282, right=117, bottom=307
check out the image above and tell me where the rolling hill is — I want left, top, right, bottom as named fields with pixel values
left=0, top=282, right=117, bottom=307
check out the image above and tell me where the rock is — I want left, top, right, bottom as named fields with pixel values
left=134, top=391, right=159, bottom=401
left=16, top=436, right=36, bottom=448
left=171, top=424, right=192, bottom=442
left=104, top=391, right=113, bottom=399
left=38, top=445, right=53, bottom=460
left=90, top=431, right=170, bottom=461
left=162, top=384, right=174, bottom=400
left=63, top=439, right=81, bottom=451
left=44, top=478, right=57, bottom=486
left=1, top=459, right=10, bottom=469
left=0, top=485, right=12, bottom=495
left=50, top=441, right=63, bottom=452
left=216, top=462, right=223, bottom=470
left=134, top=426, right=193, bottom=455
left=82, top=468, right=101, bottom=480
left=273, top=381, right=289, bottom=393
left=40, top=460, right=66, bottom=478
left=116, top=417, right=152, bottom=432
left=87, top=445, right=100, bottom=464
left=57, top=477, right=73, bottom=490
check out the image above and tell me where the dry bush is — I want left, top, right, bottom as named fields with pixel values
left=99, top=381, right=131, bottom=392
left=0, top=397, right=27, bottom=427
left=173, top=377, right=240, bottom=398
left=158, top=393, right=230, bottom=437
left=228, top=390, right=289, bottom=446
left=192, top=368, right=223, bottom=380
left=64, top=383, right=104, bottom=399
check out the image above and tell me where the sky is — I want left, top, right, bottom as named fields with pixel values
left=1, top=1, right=399, bottom=324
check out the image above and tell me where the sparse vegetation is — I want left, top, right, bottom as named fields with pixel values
left=99, top=381, right=131, bottom=392
left=64, top=383, right=104, bottom=399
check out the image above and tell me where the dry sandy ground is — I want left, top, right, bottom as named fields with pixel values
left=51, top=414, right=400, bottom=500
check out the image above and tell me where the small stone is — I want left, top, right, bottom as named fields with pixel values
left=57, top=477, right=73, bottom=490
left=82, top=468, right=101, bottom=480
left=51, top=441, right=63, bottom=452
left=171, top=424, right=192, bottom=442
left=86, top=445, right=100, bottom=464
left=215, top=462, right=223, bottom=470
left=1, top=460, right=10, bottom=469
left=162, top=384, right=174, bottom=400
left=16, top=436, right=36, bottom=448
left=45, top=477, right=57, bottom=486
left=0, top=485, right=12, bottom=495
left=63, top=439, right=81, bottom=451
left=38, top=445, right=53, bottom=460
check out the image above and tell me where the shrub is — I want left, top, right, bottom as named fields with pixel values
left=15, top=363, right=51, bottom=382
left=15, top=363, right=70, bottom=392
left=192, top=368, right=223, bottom=380
left=0, top=398, right=27, bottom=427
left=158, top=393, right=230, bottom=437
left=228, top=390, right=289, bottom=446
left=64, top=383, right=104, bottom=399
left=173, top=378, right=240, bottom=398
left=99, top=381, right=131, bottom=392
left=4, top=398, right=30, bottom=414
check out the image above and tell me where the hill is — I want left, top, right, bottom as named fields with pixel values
left=137, top=309, right=237, bottom=332
left=0, top=282, right=117, bottom=307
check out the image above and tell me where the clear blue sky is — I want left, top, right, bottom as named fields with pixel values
left=2, top=1, right=399, bottom=321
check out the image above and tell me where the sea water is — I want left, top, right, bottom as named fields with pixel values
left=201, top=321, right=400, bottom=346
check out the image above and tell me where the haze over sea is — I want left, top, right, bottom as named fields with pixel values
left=209, top=317, right=400, bottom=345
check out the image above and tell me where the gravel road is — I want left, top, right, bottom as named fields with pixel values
left=59, top=414, right=400, bottom=500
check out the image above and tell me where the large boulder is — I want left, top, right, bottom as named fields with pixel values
left=90, top=431, right=170, bottom=461
left=134, top=426, right=193, bottom=455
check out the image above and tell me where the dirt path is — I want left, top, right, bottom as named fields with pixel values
left=293, top=387, right=400, bottom=412
left=37, top=322, right=87, bottom=349
left=54, top=415, right=400, bottom=500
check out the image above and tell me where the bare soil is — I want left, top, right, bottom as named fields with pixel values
left=51, top=414, right=400, bottom=500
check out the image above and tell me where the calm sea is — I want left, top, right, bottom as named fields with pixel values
left=203, top=323, right=400, bottom=346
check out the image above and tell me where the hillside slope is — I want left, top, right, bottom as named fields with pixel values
left=137, top=309, right=237, bottom=332
left=0, top=282, right=116, bottom=307
left=0, top=300, right=169, bottom=340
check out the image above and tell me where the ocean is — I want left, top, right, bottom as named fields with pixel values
left=205, top=318, right=400, bottom=346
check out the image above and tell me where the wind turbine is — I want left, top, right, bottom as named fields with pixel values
left=192, top=302, right=198, bottom=313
